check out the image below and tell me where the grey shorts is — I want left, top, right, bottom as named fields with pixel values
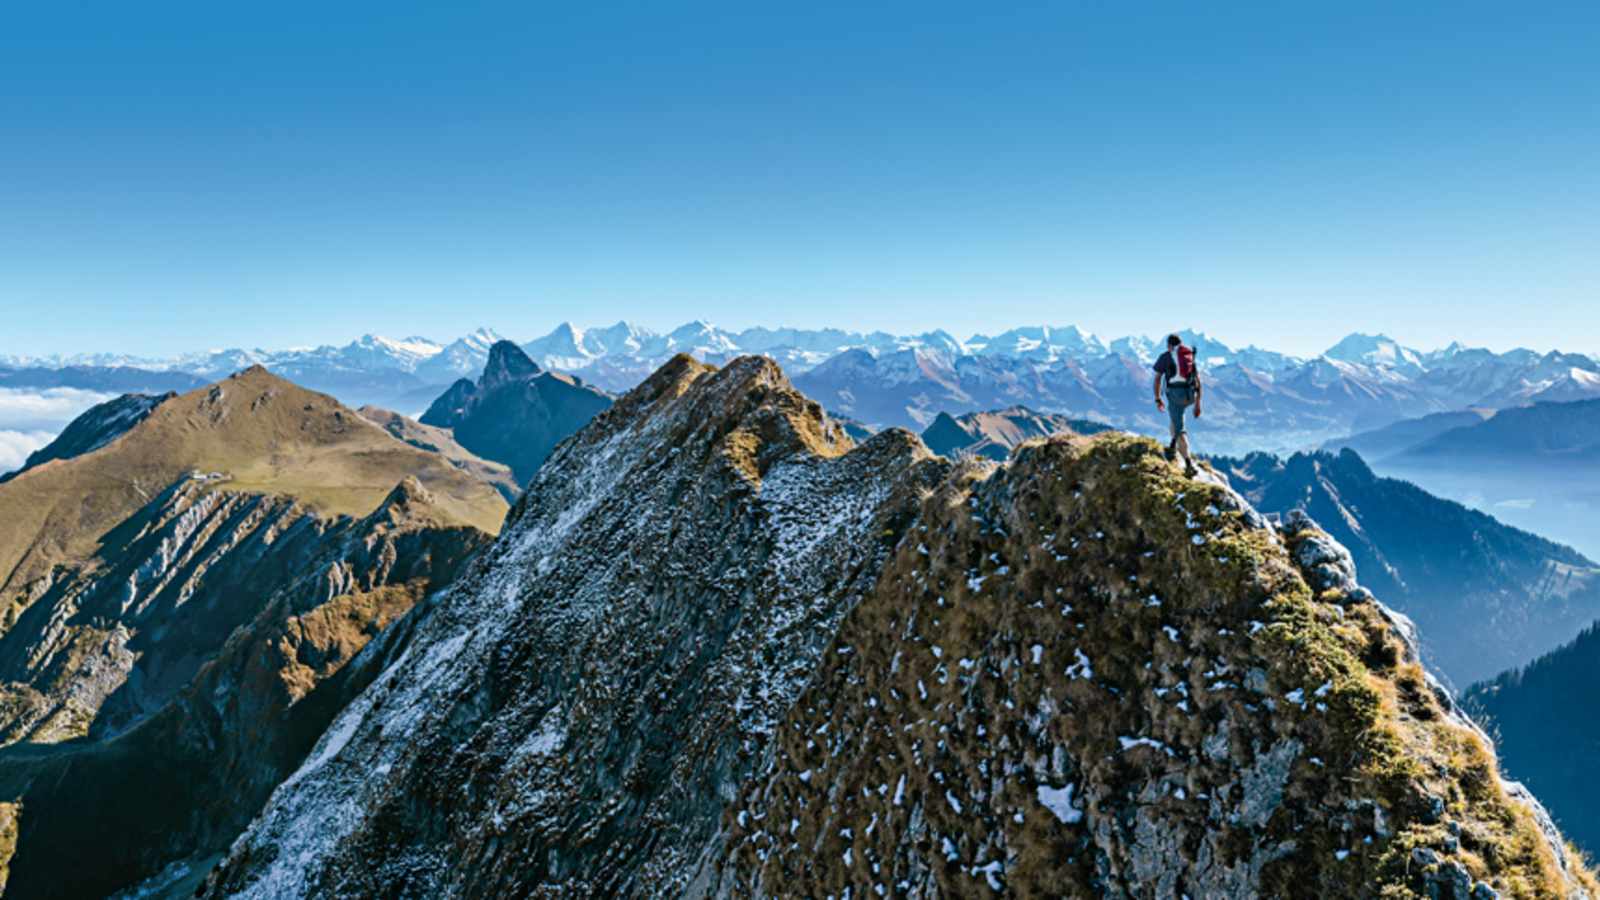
left=1166, top=384, right=1192, bottom=438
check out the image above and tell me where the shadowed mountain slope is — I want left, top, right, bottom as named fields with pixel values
left=419, top=341, right=612, bottom=485
left=1466, top=623, right=1600, bottom=859
left=1321, top=408, right=1497, bottom=461
left=1213, top=449, right=1600, bottom=687
left=1396, top=398, right=1600, bottom=467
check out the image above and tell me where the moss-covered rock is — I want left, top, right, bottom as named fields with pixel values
left=712, top=432, right=1597, bottom=899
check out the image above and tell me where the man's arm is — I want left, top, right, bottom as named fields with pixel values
left=1153, top=372, right=1165, bottom=410
left=1193, top=376, right=1203, bottom=417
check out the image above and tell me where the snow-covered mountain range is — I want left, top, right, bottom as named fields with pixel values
left=5, top=323, right=1598, bottom=454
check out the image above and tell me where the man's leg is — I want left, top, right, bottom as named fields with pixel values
left=1177, top=407, right=1197, bottom=474
left=1167, top=392, right=1186, bottom=461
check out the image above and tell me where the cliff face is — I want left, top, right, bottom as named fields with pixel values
left=205, top=356, right=1595, bottom=900
left=0, top=478, right=491, bottom=899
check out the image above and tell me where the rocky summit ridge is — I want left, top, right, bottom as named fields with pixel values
left=202, top=355, right=1593, bottom=899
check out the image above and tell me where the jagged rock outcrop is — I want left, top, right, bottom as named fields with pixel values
left=204, top=356, right=1596, bottom=899
left=419, top=340, right=613, bottom=485
left=0, top=477, right=490, bottom=899
left=0, top=479, right=331, bottom=743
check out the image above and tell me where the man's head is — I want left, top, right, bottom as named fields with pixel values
left=1167, top=334, right=1182, bottom=349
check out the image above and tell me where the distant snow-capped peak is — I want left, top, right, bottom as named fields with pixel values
left=1323, top=333, right=1424, bottom=371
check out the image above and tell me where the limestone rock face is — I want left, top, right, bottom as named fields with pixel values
left=0, top=476, right=490, bottom=899
left=205, top=356, right=1597, bottom=900
left=0, top=479, right=331, bottom=745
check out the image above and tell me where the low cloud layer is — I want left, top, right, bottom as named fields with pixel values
left=0, top=387, right=116, bottom=432
left=0, top=429, right=56, bottom=475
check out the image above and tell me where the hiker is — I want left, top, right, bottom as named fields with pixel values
left=1152, top=334, right=1202, bottom=473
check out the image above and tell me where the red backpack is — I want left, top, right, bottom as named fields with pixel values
left=1175, top=344, right=1197, bottom=381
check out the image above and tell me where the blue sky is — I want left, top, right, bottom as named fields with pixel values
left=2, top=1, right=1597, bottom=357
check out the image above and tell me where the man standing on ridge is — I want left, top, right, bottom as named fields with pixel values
left=1153, top=333, right=1202, bottom=475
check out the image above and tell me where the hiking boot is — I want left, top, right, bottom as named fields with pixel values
left=1164, top=442, right=1177, bottom=462
left=1184, top=460, right=1198, bottom=478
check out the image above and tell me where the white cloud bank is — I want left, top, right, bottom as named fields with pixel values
left=0, top=429, right=56, bottom=475
left=0, top=387, right=117, bottom=476
left=0, top=387, right=116, bottom=432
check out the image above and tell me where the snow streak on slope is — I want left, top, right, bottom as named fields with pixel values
left=209, top=356, right=946, bottom=898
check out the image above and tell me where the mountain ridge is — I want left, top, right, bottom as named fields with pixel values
left=196, top=354, right=1594, bottom=899
left=920, top=405, right=1115, bottom=460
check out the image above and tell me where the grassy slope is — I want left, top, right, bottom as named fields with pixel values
left=0, top=366, right=507, bottom=595
left=356, top=405, right=520, bottom=503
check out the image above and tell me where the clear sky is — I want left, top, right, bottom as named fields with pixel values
left=3, top=1, right=1598, bottom=358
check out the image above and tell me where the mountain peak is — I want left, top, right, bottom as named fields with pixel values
left=229, top=363, right=276, bottom=380
left=634, top=354, right=856, bottom=481
left=481, top=340, right=541, bottom=388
